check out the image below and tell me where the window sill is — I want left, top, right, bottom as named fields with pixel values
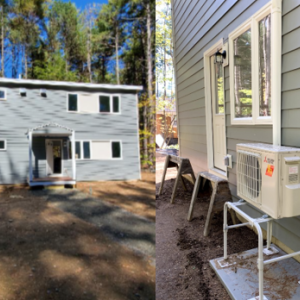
left=231, top=117, right=272, bottom=125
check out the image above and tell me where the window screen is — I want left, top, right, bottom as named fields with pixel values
left=0, top=140, right=5, bottom=149
left=113, top=96, right=119, bottom=113
left=259, top=14, right=271, bottom=117
left=68, top=94, right=78, bottom=111
left=99, top=96, right=110, bottom=112
left=83, top=141, right=91, bottom=159
left=233, top=29, right=252, bottom=118
left=112, top=141, right=121, bottom=158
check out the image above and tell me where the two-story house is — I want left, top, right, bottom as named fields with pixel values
left=0, top=78, right=142, bottom=187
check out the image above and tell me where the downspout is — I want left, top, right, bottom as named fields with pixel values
left=272, top=0, right=282, bottom=146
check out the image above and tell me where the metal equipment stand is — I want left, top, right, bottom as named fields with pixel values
left=224, top=200, right=300, bottom=300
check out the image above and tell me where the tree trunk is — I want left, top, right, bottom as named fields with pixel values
left=24, top=45, right=28, bottom=79
left=87, top=18, right=92, bottom=82
left=116, top=26, right=120, bottom=84
left=1, top=6, right=4, bottom=77
left=146, top=1, right=154, bottom=167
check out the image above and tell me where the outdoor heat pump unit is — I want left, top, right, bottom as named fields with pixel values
left=237, top=143, right=300, bottom=219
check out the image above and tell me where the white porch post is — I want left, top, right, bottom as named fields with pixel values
left=28, top=131, right=33, bottom=182
left=72, top=130, right=76, bottom=180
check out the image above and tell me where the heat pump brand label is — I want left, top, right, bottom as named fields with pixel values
left=289, top=166, right=298, bottom=174
left=264, top=156, right=274, bottom=164
left=266, top=164, right=274, bottom=177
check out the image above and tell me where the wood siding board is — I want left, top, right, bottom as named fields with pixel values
left=282, top=5, right=300, bottom=35
left=178, top=107, right=205, bottom=119
left=282, top=49, right=300, bottom=73
left=175, top=0, right=211, bottom=45
left=282, top=90, right=300, bottom=110
left=282, top=129, right=300, bottom=147
left=282, top=28, right=300, bottom=54
left=177, top=80, right=204, bottom=98
left=180, top=125, right=206, bottom=136
left=226, top=127, right=272, bottom=142
left=176, top=0, right=260, bottom=71
left=176, top=0, right=227, bottom=60
left=174, top=0, right=199, bottom=38
left=178, top=98, right=205, bottom=112
left=177, top=60, right=204, bottom=85
left=282, top=0, right=300, bottom=15
left=173, top=0, right=189, bottom=20
left=282, top=69, right=300, bottom=91
left=282, top=109, right=300, bottom=128
left=178, top=69, right=204, bottom=90
left=178, top=90, right=205, bottom=106
left=181, top=139, right=207, bottom=153
left=179, top=117, right=206, bottom=126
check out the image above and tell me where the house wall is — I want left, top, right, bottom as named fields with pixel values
left=173, top=0, right=300, bottom=253
left=0, top=84, right=140, bottom=183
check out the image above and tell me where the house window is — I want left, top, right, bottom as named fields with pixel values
left=229, top=3, right=273, bottom=125
left=99, top=95, right=110, bottom=112
left=112, top=141, right=121, bottom=158
left=83, top=141, right=91, bottom=159
left=75, top=141, right=81, bottom=159
left=0, top=89, right=6, bottom=100
left=68, top=94, right=78, bottom=112
left=0, top=139, right=6, bottom=150
left=113, top=96, right=120, bottom=113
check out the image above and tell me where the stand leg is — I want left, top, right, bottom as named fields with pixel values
left=170, top=163, right=183, bottom=204
left=180, top=175, right=187, bottom=191
left=267, top=220, right=273, bottom=249
left=158, top=155, right=170, bottom=195
left=224, top=202, right=228, bottom=259
left=204, top=182, right=217, bottom=236
left=254, top=222, right=264, bottom=300
left=187, top=175, right=201, bottom=221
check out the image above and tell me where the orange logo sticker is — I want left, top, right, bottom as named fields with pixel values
left=266, top=165, right=274, bottom=177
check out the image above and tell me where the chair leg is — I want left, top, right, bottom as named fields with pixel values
left=204, top=182, right=218, bottom=237
left=170, top=163, right=183, bottom=204
left=187, top=175, right=202, bottom=221
left=158, top=155, right=170, bottom=195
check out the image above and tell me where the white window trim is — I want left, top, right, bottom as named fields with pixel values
left=0, top=139, right=7, bottom=151
left=99, top=93, right=121, bottom=114
left=229, top=1, right=281, bottom=125
left=204, top=39, right=228, bottom=180
left=66, top=93, right=79, bottom=113
left=68, top=140, right=123, bottom=160
left=0, top=88, right=7, bottom=101
left=66, top=93, right=121, bottom=114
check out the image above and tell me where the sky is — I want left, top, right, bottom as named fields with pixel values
left=65, top=0, right=108, bottom=10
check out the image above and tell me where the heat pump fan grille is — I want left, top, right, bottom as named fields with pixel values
left=237, top=150, right=262, bottom=204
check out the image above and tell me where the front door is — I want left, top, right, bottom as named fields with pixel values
left=46, top=139, right=62, bottom=176
left=210, top=55, right=226, bottom=171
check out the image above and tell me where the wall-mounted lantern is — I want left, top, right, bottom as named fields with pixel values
left=214, top=50, right=226, bottom=64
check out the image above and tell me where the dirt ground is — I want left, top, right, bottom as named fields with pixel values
left=77, top=172, right=155, bottom=222
left=156, top=152, right=260, bottom=300
left=0, top=174, right=155, bottom=300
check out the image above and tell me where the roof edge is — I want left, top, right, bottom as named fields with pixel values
left=0, top=78, right=143, bottom=91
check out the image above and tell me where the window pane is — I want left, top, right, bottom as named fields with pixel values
left=259, top=14, right=271, bottom=117
left=69, top=141, right=72, bottom=159
left=0, top=140, right=5, bottom=149
left=214, top=62, right=224, bottom=114
left=113, top=96, right=119, bottom=113
left=0, top=90, right=5, bottom=99
left=75, top=141, right=81, bottom=159
left=112, top=142, right=121, bottom=158
left=233, top=29, right=252, bottom=118
left=83, top=141, right=90, bottom=159
left=99, top=96, right=110, bottom=112
left=68, top=94, right=78, bottom=111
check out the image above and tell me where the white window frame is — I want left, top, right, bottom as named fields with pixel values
left=99, top=93, right=121, bottom=114
left=0, top=88, right=7, bottom=101
left=66, top=93, right=79, bottom=113
left=0, top=139, right=7, bottom=151
left=229, top=1, right=281, bottom=126
left=68, top=140, right=123, bottom=160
